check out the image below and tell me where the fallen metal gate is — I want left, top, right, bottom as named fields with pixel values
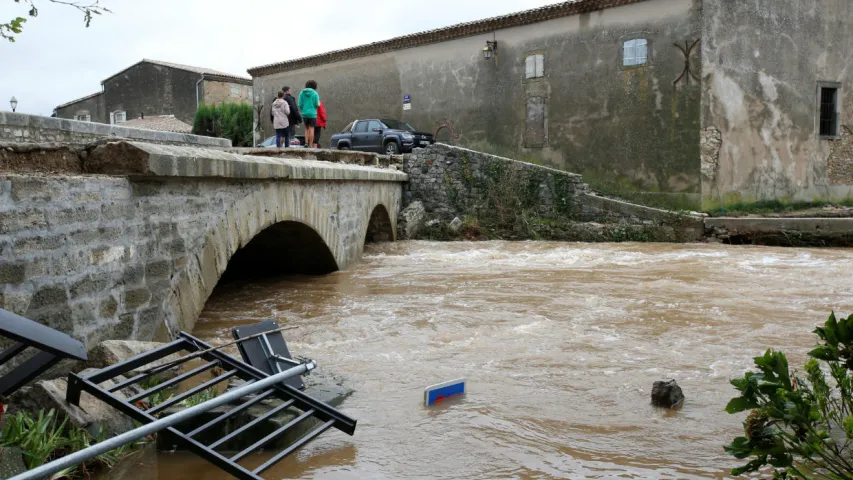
left=0, top=308, right=88, bottom=398
left=64, top=331, right=357, bottom=480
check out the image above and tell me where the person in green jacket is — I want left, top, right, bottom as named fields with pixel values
left=298, top=80, right=320, bottom=149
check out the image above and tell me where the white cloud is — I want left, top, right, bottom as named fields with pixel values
left=0, top=0, right=557, bottom=116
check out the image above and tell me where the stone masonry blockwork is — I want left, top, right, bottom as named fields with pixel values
left=0, top=112, right=231, bottom=148
left=0, top=145, right=404, bottom=349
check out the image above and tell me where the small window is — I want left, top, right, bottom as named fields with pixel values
left=112, top=111, right=126, bottom=124
left=75, top=114, right=91, bottom=122
left=354, top=121, right=369, bottom=133
left=623, top=39, right=648, bottom=66
left=230, top=84, right=241, bottom=97
left=525, top=54, right=545, bottom=79
left=819, top=86, right=840, bottom=137
left=367, top=120, right=383, bottom=132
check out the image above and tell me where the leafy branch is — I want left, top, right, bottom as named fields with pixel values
left=2, top=0, right=110, bottom=42
left=725, top=312, right=853, bottom=479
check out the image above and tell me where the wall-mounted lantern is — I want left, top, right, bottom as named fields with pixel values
left=482, top=41, right=498, bottom=63
left=10, top=96, right=18, bottom=112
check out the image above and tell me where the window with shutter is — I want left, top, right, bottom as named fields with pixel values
left=623, top=39, right=648, bottom=66
left=525, top=54, right=545, bottom=79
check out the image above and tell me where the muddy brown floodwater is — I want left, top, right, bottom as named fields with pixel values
left=138, top=241, right=853, bottom=479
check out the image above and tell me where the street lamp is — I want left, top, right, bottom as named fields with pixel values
left=482, top=41, right=498, bottom=62
left=10, top=96, right=17, bottom=112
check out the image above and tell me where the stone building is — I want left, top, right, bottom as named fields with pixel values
left=55, top=59, right=253, bottom=127
left=249, top=0, right=853, bottom=210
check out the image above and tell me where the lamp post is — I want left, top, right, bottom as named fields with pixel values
left=10, top=96, right=18, bottom=113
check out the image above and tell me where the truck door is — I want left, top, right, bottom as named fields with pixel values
left=365, top=120, right=385, bottom=153
left=351, top=121, right=369, bottom=150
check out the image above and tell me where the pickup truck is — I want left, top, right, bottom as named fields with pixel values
left=329, top=119, right=434, bottom=154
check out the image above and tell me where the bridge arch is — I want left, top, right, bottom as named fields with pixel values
left=163, top=184, right=401, bottom=337
left=365, top=204, right=394, bottom=244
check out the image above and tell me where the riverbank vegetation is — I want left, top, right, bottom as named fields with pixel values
left=725, top=312, right=853, bottom=478
left=1, top=409, right=141, bottom=478
left=710, top=199, right=853, bottom=218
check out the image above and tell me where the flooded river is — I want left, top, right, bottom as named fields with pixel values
left=153, top=241, right=853, bottom=479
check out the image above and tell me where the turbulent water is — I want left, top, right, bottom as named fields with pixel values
left=144, top=241, right=853, bottom=479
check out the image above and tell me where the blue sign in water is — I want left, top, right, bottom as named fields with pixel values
left=403, top=94, right=412, bottom=104
left=424, top=378, right=466, bottom=406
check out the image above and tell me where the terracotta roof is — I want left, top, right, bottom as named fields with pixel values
left=104, top=59, right=252, bottom=84
left=55, top=91, right=103, bottom=110
left=120, top=115, right=193, bottom=133
left=248, top=0, right=650, bottom=77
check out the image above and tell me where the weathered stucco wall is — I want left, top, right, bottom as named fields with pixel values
left=203, top=80, right=252, bottom=106
left=253, top=0, right=703, bottom=209
left=701, top=0, right=853, bottom=208
left=0, top=112, right=231, bottom=147
left=0, top=142, right=404, bottom=349
left=55, top=93, right=106, bottom=124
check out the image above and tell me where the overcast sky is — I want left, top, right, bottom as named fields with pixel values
left=1, top=0, right=558, bottom=116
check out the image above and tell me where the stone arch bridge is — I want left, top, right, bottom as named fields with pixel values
left=0, top=142, right=405, bottom=348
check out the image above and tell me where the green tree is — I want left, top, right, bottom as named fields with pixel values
left=2, top=0, right=110, bottom=42
left=725, top=312, right=853, bottom=479
left=192, top=103, right=253, bottom=147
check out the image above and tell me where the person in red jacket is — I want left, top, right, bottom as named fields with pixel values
left=314, top=100, right=327, bottom=148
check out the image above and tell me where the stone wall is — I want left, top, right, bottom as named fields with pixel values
left=828, top=126, right=853, bottom=186
left=0, top=141, right=404, bottom=349
left=402, top=144, right=704, bottom=241
left=0, top=112, right=231, bottom=148
left=404, top=143, right=589, bottom=220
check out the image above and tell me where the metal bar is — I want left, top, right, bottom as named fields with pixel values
left=179, top=332, right=357, bottom=435
left=260, top=334, right=283, bottom=375
left=66, top=376, right=261, bottom=480
left=253, top=420, right=336, bottom=476
left=82, top=339, right=188, bottom=385
left=231, top=409, right=315, bottom=462
left=107, top=354, right=201, bottom=393
left=0, top=351, right=60, bottom=398
left=148, top=369, right=240, bottom=415
left=0, top=342, right=27, bottom=366
left=9, top=360, right=316, bottom=480
left=0, top=308, right=87, bottom=361
left=127, top=361, right=219, bottom=403
left=208, top=399, right=295, bottom=449
left=187, top=389, right=276, bottom=438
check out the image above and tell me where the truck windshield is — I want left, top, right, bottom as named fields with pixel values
left=380, top=119, right=416, bottom=132
left=341, top=122, right=354, bottom=133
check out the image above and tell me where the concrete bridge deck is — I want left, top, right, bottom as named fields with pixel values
left=0, top=141, right=406, bottom=347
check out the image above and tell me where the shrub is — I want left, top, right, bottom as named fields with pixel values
left=725, top=312, right=853, bottom=478
left=192, top=103, right=253, bottom=147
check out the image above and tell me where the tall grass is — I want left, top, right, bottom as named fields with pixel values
left=1, top=409, right=143, bottom=477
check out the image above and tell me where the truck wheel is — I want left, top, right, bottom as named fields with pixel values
left=385, top=142, right=400, bottom=155
left=338, top=143, right=349, bottom=150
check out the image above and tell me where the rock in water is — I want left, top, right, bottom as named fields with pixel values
left=448, top=217, right=463, bottom=233
left=398, top=201, right=426, bottom=239
left=651, top=380, right=684, bottom=409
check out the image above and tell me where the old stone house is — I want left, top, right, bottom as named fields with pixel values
left=249, top=0, right=853, bottom=210
left=55, top=59, right=253, bottom=128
